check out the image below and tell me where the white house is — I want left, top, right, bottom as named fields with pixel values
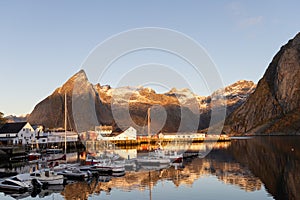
left=97, top=127, right=137, bottom=141
left=0, top=122, right=36, bottom=145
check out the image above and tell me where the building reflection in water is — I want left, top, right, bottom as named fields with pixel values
left=62, top=140, right=267, bottom=199
left=2, top=137, right=297, bottom=200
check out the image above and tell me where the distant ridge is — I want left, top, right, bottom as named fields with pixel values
left=28, top=70, right=255, bottom=133
left=5, top=114, right=28, bottom=123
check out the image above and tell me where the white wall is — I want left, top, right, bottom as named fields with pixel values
left=159, top=133, right=205, bottom=139
left=98, top=127, right=137, bottom=141
left=17, top=123, right=36, bottom=145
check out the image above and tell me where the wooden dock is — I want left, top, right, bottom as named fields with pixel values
left=83, top=136, right=230, bottom=148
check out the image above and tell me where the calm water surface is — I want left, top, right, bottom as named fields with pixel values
left=0, top=136, right=299, bottom=200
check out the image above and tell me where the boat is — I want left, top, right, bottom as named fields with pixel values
left=85, top=152, right=119, bottom=165
left=0, top=178, right=32, bottom=193
left=26, top=169, right=64, bottom=185
left=151, top=145, right=183, bottom=163
left=94, top=158, right=125, bottom=174
left=28, top=151, right=41, bottom=161
left=12, top=174, right=43, bottom=189
left=85, top=154, right=103, bottom=165
left=136, top=155, right=170, bottom=166
left=44, top=153, right=66, bottom=163
left=136, top=108, right=171, bottom=168
left=57, top=167, right=92, bottom=181
left=45, top=148, right=63, bottom=154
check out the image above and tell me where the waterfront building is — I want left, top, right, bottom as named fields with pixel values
left=97, top=126, right=137, bottom=141
left=0, top=122, right=36, bottom=145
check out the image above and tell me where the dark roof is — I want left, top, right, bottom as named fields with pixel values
left=0, top=122, right=27, bottom=134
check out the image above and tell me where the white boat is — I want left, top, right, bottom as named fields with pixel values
left=94, top=159, right=125, bottom=174
left=136, top=108, right=171, bottom=168
left=151, top=149, right=183, bottom=163
left=25, top=169, right=64, bottom=185
left=12, top=174, right=43, bottom=189
left=0, top=178, right=32, bottom=193
left=136, top=156, right=170, bottom=166
left=85, top=153, right=119, bottom=165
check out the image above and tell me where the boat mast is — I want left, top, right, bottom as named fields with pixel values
left=147, top=108, right=151, bottom=146
left=64, top=92, right=67, bottom=155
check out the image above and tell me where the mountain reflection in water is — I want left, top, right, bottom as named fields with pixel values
left=0, top=136, right=299, bottom=200
left=228, top=136, right=300, bottom=200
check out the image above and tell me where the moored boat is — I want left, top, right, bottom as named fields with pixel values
left=136, top=155, right=170, bottom=166
left=57, top=167, right=92, bottom=181
left=25, top=169, right=64, bottom=185
left=151, top=149, right=183, bottom=163
left=0, top=178, right=31, bottom=193
left=94, top=159, right=125, bottom=174
left=28, top=151, right=41, bottom=161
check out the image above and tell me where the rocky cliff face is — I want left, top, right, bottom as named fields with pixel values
left=224, top=33, right=300, bottom=135
left=28, top=70, right=255, bottom=133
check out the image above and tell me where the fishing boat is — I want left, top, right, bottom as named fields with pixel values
left=94, top=158, right=125, bottom=174
left=85, top=152, right=119, bottom=165
left=136, top=108, right=171, bottom=168
left=136, top=155, right=170, bottom=166
left=26, top=169, right=64, bottom=185
left=151, top=147, right=183, bottom=163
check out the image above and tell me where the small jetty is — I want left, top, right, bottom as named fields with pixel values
left=0, top=146, right=27, bottom=162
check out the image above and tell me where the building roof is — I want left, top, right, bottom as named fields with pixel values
left=0, top=122, right=27, bottom=134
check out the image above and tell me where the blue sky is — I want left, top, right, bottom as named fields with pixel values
left=1, top=0, right=300, bottom=115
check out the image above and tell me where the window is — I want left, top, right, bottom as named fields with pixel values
left=2, top=181, right=19, bottom=186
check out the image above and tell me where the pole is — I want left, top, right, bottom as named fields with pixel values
left=64, top=92, right=67, bottom=155
left=147, top=108, right=151, bottom=147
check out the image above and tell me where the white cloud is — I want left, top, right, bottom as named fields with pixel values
left=227, top=2, right=244, bottom=16
left=226, top=2, right=264, bottom=29
left=239, top=16, right=263, bottom=28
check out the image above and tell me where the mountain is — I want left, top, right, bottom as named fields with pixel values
left=28, top=70, right=255, bottom=134
left=224, top=32, right=300, bottom=135
left=5, top=114, right=28, bottom=123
